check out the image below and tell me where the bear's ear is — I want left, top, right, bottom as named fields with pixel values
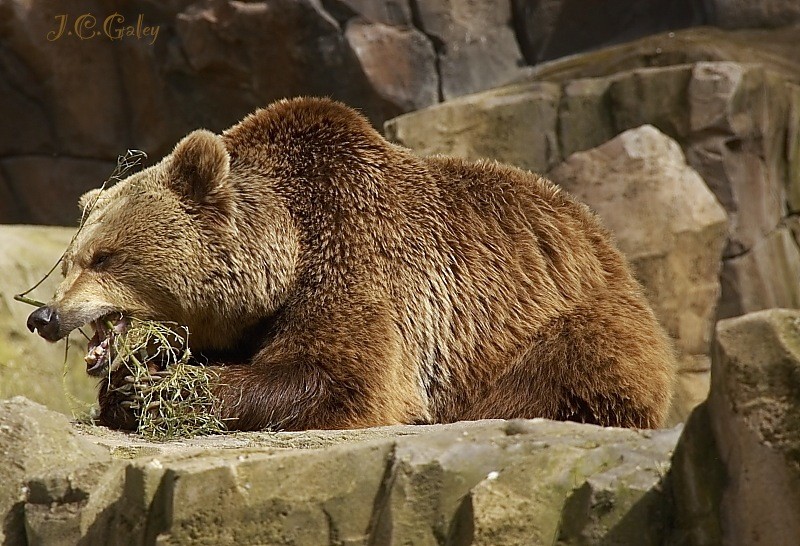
left=167, top=129, right=230, bottom=203
left=78, top=188, right=102, bottom=213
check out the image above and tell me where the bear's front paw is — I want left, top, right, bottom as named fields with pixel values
left=98, top=362, right=224, bottom=439
left=118, top=370, right=172, bottom=419
left=98, top=366, right=169, bottom=431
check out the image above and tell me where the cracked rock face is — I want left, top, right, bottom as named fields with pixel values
left=710, top=309, right=800, bottom=545
left=0, top=0, right=527, bottom=225
left=0, top=398, right=680, bottom=546
left=671, top=309, right=800, bottom=546
left=9, top=0, right=766, bottom=227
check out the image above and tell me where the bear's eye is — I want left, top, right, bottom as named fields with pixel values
left=90, top=251, right=112, bottom=269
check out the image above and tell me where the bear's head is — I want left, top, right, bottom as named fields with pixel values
left=27, top=129, right=298, bottom=374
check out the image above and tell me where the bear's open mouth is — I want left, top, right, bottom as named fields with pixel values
left=85, top=314, right=130, bottom=376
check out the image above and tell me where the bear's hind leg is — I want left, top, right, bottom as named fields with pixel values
left=463, top=297, right=675, bottom=429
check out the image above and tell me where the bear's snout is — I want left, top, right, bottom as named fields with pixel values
left=27, top=306, right=61, bottom=342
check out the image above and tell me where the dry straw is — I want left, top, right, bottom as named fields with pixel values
left=108, top=317, right=225, bottom=440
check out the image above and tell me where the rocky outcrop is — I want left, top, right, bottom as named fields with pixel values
left=709, top=0, right=800, bottom=29
left=0, top=0, right=527, bottom=225
left=0, top=226, right=96, bottom=415
left=3, top=307, right=799, bottom=544
left=671, top=308, right=800, bottom=546
left=511, top=0, right=707, bottom=64
left=549, top=126, right=728, bottom=423
left=709, top=309, right=800, bottom=545
left=6, top=0, right=800, bottom=226
left=410, top=0, right=527, bottom=100
left=0, top=397, right=110, bottom=546
left=344, top=19, right=438, bottom=113
left=386, top=81, right=563, bottom=172
left=0, top=397, right=680, bottom=546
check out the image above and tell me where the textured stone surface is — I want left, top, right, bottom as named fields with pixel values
left=0, top=0, right=536, bottom=226
left=4, top=3, right=800, bottom=226
left=0, top=397, right=110, bottom=546
left=709, top=0, right=800, bottom=29
left=686, top=63, right=789, bottom=258
left=558, top=77, right=616, bottom=159
left=709, top=309, right=800, bottom=545
left=0, top=398, right=681, bottom=546
left=524, top=25, right=800, bottom=84
left=511, top=0, right=707, bottom=64
left=344, top=18, right=439, bottom=113
left=412, top=0, right=527, bottom=100
left=385, top=81, right=562, bottom=173
left=325, top=0, right=413, bottom=26
left=609, top=65, right=693, bottom=140
left=0, top=226, right=96, bottom=414
left=672, top=309, right=800, bottom=546
left=787, top=84, right=800, bottom=212
left=550, top=126, right=728, bottom=423
left=718, top=227, right=800, bottom=318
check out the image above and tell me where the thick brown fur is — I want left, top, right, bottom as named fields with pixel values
left=49, top=97, right=675, bottom=431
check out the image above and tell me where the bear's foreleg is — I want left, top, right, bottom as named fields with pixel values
left=207, top=360, right=360, bottom=431
left=206, top=314, right=424, bottom=431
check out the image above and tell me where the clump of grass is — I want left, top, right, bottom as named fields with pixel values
left=109, top=318, right=226, bottom=441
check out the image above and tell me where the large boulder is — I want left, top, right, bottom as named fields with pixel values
left=0, top=225, right=96, bottom=415
left=344, top=19, right=439, bottom=114
left=549, top=126, right=727, bottom=423
left=0, top=399, right=681, bottom=545
left=385, top=81, right=562, bottom=173
left=710, top=309, right=800, bottom=545
left=0, top=397, right=110, bottom=546
left=671, top=309, right=800, bottom=545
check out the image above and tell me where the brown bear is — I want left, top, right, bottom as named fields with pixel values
left=27, top=97, right=675, bottom=431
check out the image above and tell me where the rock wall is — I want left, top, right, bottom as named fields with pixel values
left=671, top=309, right=800, bottom=545
left=3, top=1, right=799, bottom=225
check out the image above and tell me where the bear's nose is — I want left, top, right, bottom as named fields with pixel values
left=27, top=306, right=61, bottom=342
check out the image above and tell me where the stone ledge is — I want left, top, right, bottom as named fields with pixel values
left=0, top=397, right=680, bottom=546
